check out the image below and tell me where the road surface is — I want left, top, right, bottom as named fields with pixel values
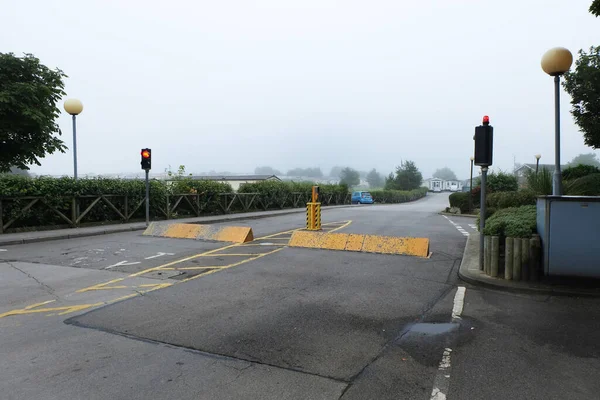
left=1, top=193, right=599, bottom=399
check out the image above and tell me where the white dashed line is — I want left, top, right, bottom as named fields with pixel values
left=429, top=286, right=467, bottom=400
left=442, top=215, right=470, bottom=236
left=468, top=224, right=477, bottom=231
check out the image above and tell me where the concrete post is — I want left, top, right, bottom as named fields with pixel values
left=521, top=238, right=530, bottom=281
left=505, top=237, right=513, bottom=280
left=491, top=236, right=500, bottom=277
left=513, top=239, right=522, bottom=282
left=484, top=236, right=492, bottom=275
left=529, top=236, right=541, bottom=281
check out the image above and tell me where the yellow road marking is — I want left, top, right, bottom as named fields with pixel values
left=169, top=266, right=223, bottom=270
left=196, top=253, right=260, bottom=257
left=239, top=243, right=287, bottom=247
left=77, top=278, right=126, bottom=293
left=0, top=303, right=104, bottom=318
left=24, top=300, right=56, bottom=309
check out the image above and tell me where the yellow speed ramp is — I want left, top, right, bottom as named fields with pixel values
left=289, top=231, right=429, bottom=257
left=144, top=222, right=253, bottom=243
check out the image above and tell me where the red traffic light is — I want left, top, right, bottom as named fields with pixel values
left=141, top=150, right=151, bottom=159
left=483, top=115, right=490, bottom=125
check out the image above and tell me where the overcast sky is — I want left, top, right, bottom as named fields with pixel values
left=3, top=0, right=599, bottom=179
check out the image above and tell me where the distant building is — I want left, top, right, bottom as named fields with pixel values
left=188, top=174, right=281, bottom=191
left=514, top=163, right=566, bottom=187
left=422, top=178, right=463, bottom=192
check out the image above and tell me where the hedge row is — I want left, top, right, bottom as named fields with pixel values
left=482, top=205, right=537, bottom=238
left=370, top=187, right=429, bottom=203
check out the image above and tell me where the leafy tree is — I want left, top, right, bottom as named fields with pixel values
left=7, top=166, right=30, bottom=176
left=591, top=0, right=600, bottom=16
left=329, top=166, right=344, bottom=178
left=339, top=167, right=360, bottom=187
left=287, top=167, right=323, bottom=178
left=254, top=166, right=282, bottom=176
left=385, top=160, right=423, bottom=190
left=563, top=46, right=600, bottom=148
left=563, top=164, right=600, bottom=180
left=0, top=53, right=68, bottom=172
left=366, top=168, right=384, bottom=188
left=567, top=153, right=600, bottom=167
left=432, top=167, right=458, bottom=181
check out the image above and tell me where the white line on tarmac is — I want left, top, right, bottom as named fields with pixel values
left=429, top=286, right=467, bottom=400
left=0, top=249, right=7, bottom=252
left=144, top=252, right=175, bottom=260
left=104, top=261, right=142, bottom=270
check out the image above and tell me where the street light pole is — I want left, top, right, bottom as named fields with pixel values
left=535, top=154, right=541, bottom=174
left=63, top=99, right=84, bottom=180
left=541, top=47, right=573, bottom=196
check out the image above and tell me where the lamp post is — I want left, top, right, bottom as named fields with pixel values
left=535, top=154, right=542, bottom=174
left=63, top=99, right=84, bottom=180
left=469, top=156, right=474, bottom=212
left=541, top=47, right=573, bottom=196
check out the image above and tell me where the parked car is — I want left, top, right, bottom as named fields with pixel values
left=351, top=191, right=374, bottom=204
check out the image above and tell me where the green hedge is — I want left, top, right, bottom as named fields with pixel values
left=563, top=165, right=600, bottom=180
left=486, top=190, right=537, bottom=210
left=449, top=192, right=469, bottom=213
left=482, top=205, right=537, bottom=238
left=370, top=187, right=428, bottom=203
left=565, top=173, right=600, bottom=196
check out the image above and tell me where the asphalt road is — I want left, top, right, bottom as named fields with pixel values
left=2, top=193, right=599, bottom=399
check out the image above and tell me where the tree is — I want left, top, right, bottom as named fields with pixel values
left=432, top=167, right=458, bottom=181
left=563, top=46, right=600, bottom=148
left=254, top=166, right=282, bottom=176
left=366, top=168, right=384, bottom=188
left=0, top=53, right=67, bottom=172
left=567, top=153, right=600, bottom=167
left=385, top=160, right=423, bottom=190
left=287, top=167, right=323, bottom=178
left=339, top=167, right=360, bottom=187
left=591, top=0, right=600, bottom=16
left=329, top=166, right=344, bottom=178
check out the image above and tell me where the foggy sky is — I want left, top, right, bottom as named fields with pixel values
left=3, top=0, right=599, bottom=180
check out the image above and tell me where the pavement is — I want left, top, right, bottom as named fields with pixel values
left=2, top=193, right=600, bottom=400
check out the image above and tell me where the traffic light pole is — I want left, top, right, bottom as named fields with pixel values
left=479, top=167, right=488, bottom=270
left=145, top=169, right=150, bottom=227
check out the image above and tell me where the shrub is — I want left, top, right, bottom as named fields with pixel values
left=370, top=187, right=428, bottom=203
left=487, top=190, right=537, bottom=210
left=565, top=173, right=600, bottom=196
left=525, top=168, right=553, bottom=195
left=449, top=192, right=469, bottom=213
left=482, top=205, right=537, bottom=238
left=486, top=171, right=518, bottom=192
left=563, top=164, right=600, bottom=180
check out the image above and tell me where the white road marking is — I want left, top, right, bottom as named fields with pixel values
left=104, top=261, right=142, bottom=270
left=144, top=252, right=175, bottom=260
left=0, top=249, right=7, bottom=252
left=429, top=286, right=467, bottom=400
left=443, top=215, right=470, bottom=236
left=468, top=224, right=477, bottom=231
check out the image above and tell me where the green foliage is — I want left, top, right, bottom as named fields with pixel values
left=286, top=167, right=323, bottom=178
left=564, top=173, right=600, bottom=196
left=329, top=166, right=344, bottom=179
left=339, top=167, right=360, bottom=187
left=563, top=47, right=600, bottom=148
left=486, top=171, right=518, bottom=192
left=369, top=187, right=428, bottom=203
left=449, top=192, right=470, bottom=213
left=433, top=167, right=458, bottom=181
left=562, top=164, right=600, bottom=180
left=385, top=160, right=423, bottom=190
left=525, top=168, right=553, bottom=195
left=592, top=0, right=600, bottom=16
left=487, top=190, right=537, bottom=210
left=568, top=153, right=600, bottom=167
left=0, top=53, right=67, bottom=172
left=482, top=206, right=537, bottom=238
left=254, top=166, right=282, bottom=176
left=366, top=168, right=385, bottom=188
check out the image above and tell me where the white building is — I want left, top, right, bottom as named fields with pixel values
left=422, top=178, right=463, bottom=192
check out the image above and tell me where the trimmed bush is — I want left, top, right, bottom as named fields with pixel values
left=565, top=173, right=600, bottom=196
left=563, top=164, right=600, bottom=180
left=370, top=187, right=428, bottom=203
left=487, top=190, right=537, bottom=210
left=449, top=192, right=469, bottom=213
left=482, top=205, right=537, bottom=238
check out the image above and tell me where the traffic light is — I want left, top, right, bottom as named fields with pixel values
left=474, top=116, right=493, bottom=167
left=141, top=148, right=151, bottom=170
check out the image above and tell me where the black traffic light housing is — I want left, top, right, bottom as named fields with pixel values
left=141, top=148, right=151, bottom=170
left=474, top=116, right=493, bottom=167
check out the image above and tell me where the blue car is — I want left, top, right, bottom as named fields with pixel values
left=351, top=191, right=374, bottom=204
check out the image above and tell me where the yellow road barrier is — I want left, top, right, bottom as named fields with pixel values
left=143, top=222, right=254, bottom=243
left=289, top=231, right=429, bottom=257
